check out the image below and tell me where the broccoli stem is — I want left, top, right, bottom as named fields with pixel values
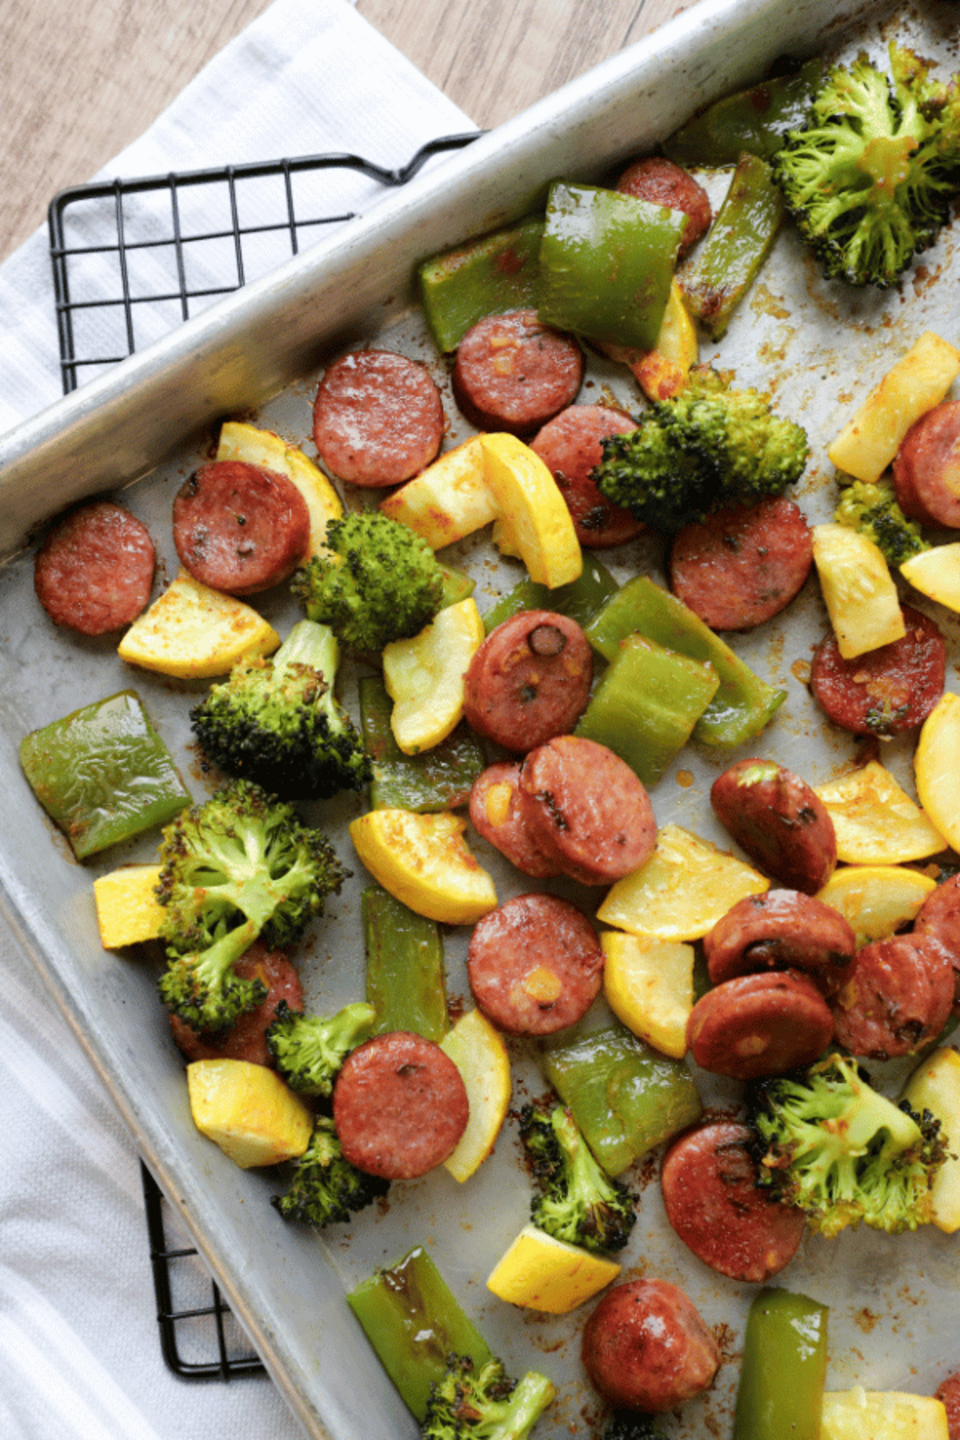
left=487, top=1371, right=557, bottom=1440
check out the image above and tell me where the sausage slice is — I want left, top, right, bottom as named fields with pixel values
left=529, top=405, right=644, bottom=548
left=830, top=932, right=955, bottom=1060
left=452, top=308, right=584, bottom=435
left=686, top=970, right=835, bottom=1080
left=710, top=758, right=837, bottom=896
left=168, top=943, right=302, bottom=1068
left=704, top=889, right=856, bottom=995
left=34, top=499, right=155, bottom=635
left=468, top=762, right=562, bottom=879
left=312, top=349, right=445, bottom=487
left=914, top=874, right=960, bottom=1013
left=810, top=604, right=946, bottom=737
left=615, top=157, right=712, bottom=257
left=581, top=1278, right=721, bottom=1413
left=463, top=610, right=593, bottom=753
left=173, top=459, right=310, bottom=595
left=892, top=399, right=960, bottom=528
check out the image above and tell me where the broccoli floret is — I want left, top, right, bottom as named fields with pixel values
left=265, top=998, right=375, bottom=1096
left=190, top=619, right=371, bottom=800
left=834, top=478, right=930, bottom=565
left=772, top=42, right=960, bottom=288
left=751, top=1052, right=947, bottom=1237
left=156, top=778, right=346, bottom=1032
left=421, top=1354, right=555, bottom=1440
left=592, top=366, right=809, bottom=531
left=292, top=511, right=446, bottom=652
left=272, top=1115, right=389, bottom=1227
left=518, top=1102, right=638, bottom=1255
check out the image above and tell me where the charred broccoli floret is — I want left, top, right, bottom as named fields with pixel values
left=592, top=366, right=809, bottom=531
left=834, top=478, right=930, bottom=565
left=265, top=998, right=375, bottom=1096
left=599, top=1414, right=662, bottom=1440
left=272, top=1115, right=389, bottom=1227
left=421, top=1354, right=556, bottom=1440
left=751, top=1052, right=947, bottom=1237
left=190, top=619, right=371, bottom=800
left=156, top=779, right=346, bottom=1032
left=518, top=1102, right=638, bottom=1255
left=773, top=42, right=960, bottom=287
left=292, top=510, right=446, bottom=652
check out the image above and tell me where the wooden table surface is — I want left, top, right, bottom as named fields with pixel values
left=1, top=0, right=689, bottom=264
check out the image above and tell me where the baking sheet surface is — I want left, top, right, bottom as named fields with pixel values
left=2, top=1, right=960, bottom=1436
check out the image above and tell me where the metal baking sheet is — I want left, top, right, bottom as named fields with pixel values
left=2, top=0, right=960, bottom=1436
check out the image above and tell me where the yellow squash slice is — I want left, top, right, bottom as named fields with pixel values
left=601, top=931, right=695, bottom=1058
left=816, top=864, right=936, bottom=946
left=216, top=420, right=342, bottom=557
left=481, top=432, right=582, bottom=588
left=118, top=569, right=279, bottom=678
left=821, top=1387, right=948, bottom=1440
left=93, top=864, right=165, bottom=949
left=349, top=808, right=497, bottom=925
left=439, top=1008, right=512, bottom=1183
left=379, top=437, right=497, bottom=549
left=815, top=760, right=946, bottom=865
left=596, top=824, right=768, bottom=942
left=187, top=1059, right=313, bottom=1169
left=486, top=1224, right=620, bottom=1314
left=811, top=523, right=905, bottom=659
left=915, top=692, right=960, bottom=852
left=382, top=597, right=485, bottom=753
left=900, top=543, right=960, bottom=613
left=902, top=1048, right=960, bottom=1234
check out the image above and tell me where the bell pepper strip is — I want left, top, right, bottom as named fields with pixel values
left=359, top=674, right=485, bottom=812
left=575, top=631, right=720, bottom=787
left=732, top=1287, right=829, bottom=1440
left=584, top=575, right=786, bottom=748
left=481, top=552, right=619, bottom=634
left=537, top=1021, right=702, bottom=1177
left=679, top=152, right=785, bottom=340
left=662, top=56, right=824, bottom=166
left=362, top=883, right=449, bottom=1042
left=537, top=181, right=687, bottom=353
left=19, top=689, right=191, bottom=860
left=417, top=215, right=545, bottom=353
left=347, top=1245, right=494, bottom=1421
left=438, top=561, right=477, bottom=608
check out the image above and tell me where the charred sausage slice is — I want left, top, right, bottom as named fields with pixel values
left=686, top=969, right=835, bottom=1080
left=668, top=496, right=813, bottom=631
left=581, top=1278, right=721, bottom=1414
left=529, top=405, right=644, bottom=548
left=463, top=610, right=593, bottom=753
left=518, top=735, right=657, bottom=886
left=914, top=874, right=960, bottom=1013
left=34, top=499, right=155, bottom=635
left=168, top=942, right=302, bottom=1068
left=468, top=762, right=562, bottom=878
left=660, top=1120, right=806, bottom=1282
left=810, top=604, right=946, bottom=737
left=173, top=459, right=310, bottom=595
left=830, top=932, right=955, bottom=1060
left=614, top=157, right=712, bottom=257
left=452, top=308, right=584, bottom=436
left=466, top=893, right=603, bottom=1036
left=704, top=889, right=856, bottom=995
left=332, top=1031, right=468, bottom=1180
left=892, top=399, right=960, bottom=528
left=312, top=348, right=445, bottom=488
left=710, top=758, right=837, bottom=896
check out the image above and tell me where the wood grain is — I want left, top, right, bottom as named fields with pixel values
left=1, top=0, right=685, bottom=263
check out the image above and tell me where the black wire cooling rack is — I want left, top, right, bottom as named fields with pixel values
left=47, top=132, right=479, bottom=1382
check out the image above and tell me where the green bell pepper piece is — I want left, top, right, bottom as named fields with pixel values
left=439, top=562, right=476, bottom=608
left=19, top=689, right=190, bottom=860
left=362, top=883, right=449, bottom=1041
left=359, top=674, right=485, bottom=812
left=662, top=57, right=824, bottom=166
left=575, top=631, right=719, bottom=786
left=732, top=1287, right=829, bottom=1440
left=482, top=552, right=620, bottom=634
left=679, top=152, right=784, bottom=340
left=584, top=575, right=785, bottom=748
left=417, top=215, right=545, bottom=353
left=538, top=182, right=686, bottom=353
left=347, top=1245, right=494, bottom=1421
left=537, top=1021, right=702, bottom=1176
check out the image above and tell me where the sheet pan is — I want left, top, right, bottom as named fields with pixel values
left=2, top=0, right=960, bottom=1435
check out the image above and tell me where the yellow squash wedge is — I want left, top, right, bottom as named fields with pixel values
left=439, top=1008, right=512, bottom=1183
left=378, top=437, right=497, bottom=549
left=349, top=808, right=497, bottom=925
left=902, top=1048, right=960, bottom=1234
left=216, top=420, right=342, bottom=557
left=816, top=760, right=947, bottom=865
left=481, top=432, right=582, bottom=588
left=900, top=543, right=960, bottom=613
left=187, top=1058, right=313, bottom=1169
left=486, top=1224, right=620, bottom=1314
left=816, top=864, right=936, bottom=946
left=811, top=523, right=905, bottom=659
left=93, top=864, right=165, bottom=949
left=118, top=569, right=279, bottom=679
left=382, top=597, right=485, bottom=753
left=601, top=931, right=695, bottom=1058
left=821, top=1387, right=948, bottom=1440
left=915, top=692, right=960, bottom=853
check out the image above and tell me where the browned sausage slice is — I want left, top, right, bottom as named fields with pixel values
left=518, top=736, right=657, bottom=886
left=332, top=1031, right=468, bottom=1180
left=168, top=942, right=302, bottom=1068
left=34, top=499, right=155, bottom=635
left=312, top=349, right=445, bottom=488
left=529, top=405, right=644, bottom=548
left=810, top=604, right=946, bottom=738
left=935, top=1371, right=960, bottom=1440
left=710, top=758, right=837, bottom=895
left=686, top=969, right=835, bottom=1080
left=581, top=1278, right=721, bottom=1414
left=668, top=496, right=813, bottom=631
left=660, top=1120, right=806, bottom=1282
left=452, top=308, right=584, bottom=436
left=830, top=933, right=955, bottom=1061
left=463, top=610, right=593, bottom=753
left=468, top=762, right=562, bottom=878
left=892, top=399, right=960, bottom=528
left=704, top=889, right=856, bottom=995
left=615, top=157, right=712, bottom=257
left=915, top=874, right=960, bottom=1013
left=173, top=459, right=310, bottom=595
left=466, top=893, right=603, bottom=1035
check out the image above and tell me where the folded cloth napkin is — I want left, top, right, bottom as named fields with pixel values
left=0, top=2, right=472, bottom=1437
